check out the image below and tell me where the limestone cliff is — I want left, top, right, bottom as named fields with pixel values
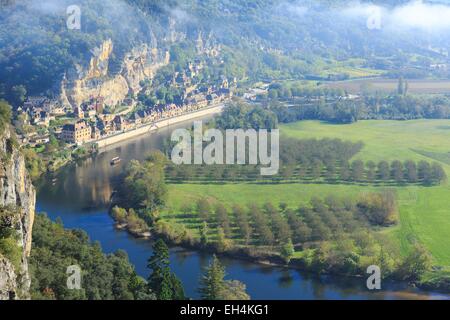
left=61, top=39, right=170, bottom=109
left=0, top=128, right=35, bottom=300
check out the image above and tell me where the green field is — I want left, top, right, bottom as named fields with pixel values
left=282, top=120, right=450, bottom=167
left=165, top=120, right=450, bottom=266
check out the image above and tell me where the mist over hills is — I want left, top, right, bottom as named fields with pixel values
left=1, top=0, right=450, bottom=104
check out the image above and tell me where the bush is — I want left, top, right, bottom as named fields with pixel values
left=0, top=237, right=22, bottom=272
left=357, top=191, right=398, bottom=226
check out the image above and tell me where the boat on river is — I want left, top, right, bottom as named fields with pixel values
left=110, top=157, right=121, bottom=165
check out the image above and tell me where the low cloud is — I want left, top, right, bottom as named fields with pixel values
left=342, top=0, right=450, bottom=31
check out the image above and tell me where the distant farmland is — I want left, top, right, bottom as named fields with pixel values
left=324, top=79, right=450, bottom=94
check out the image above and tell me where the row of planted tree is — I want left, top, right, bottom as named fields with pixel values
left=155, top=192, right=430, bottom=282
left=112, top=151, right=435, bottom=288
left=165, top=159, right=447, bottom=186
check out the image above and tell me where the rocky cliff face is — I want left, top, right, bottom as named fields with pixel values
left=0, top=128, right=35, bottom=300
left=61, top=39, right=170, bottom=109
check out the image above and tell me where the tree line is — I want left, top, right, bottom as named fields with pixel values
left=165, top=159, right=447, bottom=186
left=270, top=93, right=450, bottom=124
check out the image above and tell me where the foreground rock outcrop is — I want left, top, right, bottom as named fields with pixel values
left=0, top=128, right=35, bottom=300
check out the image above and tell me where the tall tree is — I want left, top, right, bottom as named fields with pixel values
left=198, top=255, right=226, bottom=300
left=147, top=239, right=185, bottom=300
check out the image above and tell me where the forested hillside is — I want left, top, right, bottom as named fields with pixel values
left=2, top=0, right=450, bottom=106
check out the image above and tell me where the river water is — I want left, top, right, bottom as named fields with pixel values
left=35, top=116, right=448, bottom=300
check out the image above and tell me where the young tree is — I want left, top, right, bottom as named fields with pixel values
left=233, top=205, right=252, bottom=244
left=431, top=162, right=447, bottom=185
left=270, top=210, right=292, bottom=244
left=280, top=239, right=295, bottom=264
left=351, top=160, right=365, bottom=181
left=281, top=164, right=296, bottom=181
left=418, top=161, right=432, bottom=185
left=377, top=161, right=390, bottom=181
left=366, top=161, right=377, bottom=182
left=339, top=162, right=351, bottom=181
left=311, top=159, right=323, bottom=180
left=391, top=160, right=404, bottom=183
left=325, top=161, right=336, bottom=181
left=250, top=205, right=274, bottom=245
left=286, top=210, right=311, bottom=243
left=404, top=160, right=418, bottom=183
left=215, top=227, right=232, bottom=253
left=215, top=203, right=231, bottom=237
left=199, top=221, right=209, bottom=247
left=197, top=198, right=212, bottom=223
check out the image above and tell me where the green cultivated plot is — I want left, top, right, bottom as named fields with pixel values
left=166, top=120, right=450, bottom=266
left=281, top=120, right=450, bottom=167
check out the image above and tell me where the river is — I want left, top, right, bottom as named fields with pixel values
left=35, top=116, right=449, bottom=300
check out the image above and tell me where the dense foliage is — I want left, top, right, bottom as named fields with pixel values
left=215, top=103, right=278, bottom=130
left=0, top=206, right=22, bottom=273
left=0, top=0, right=158, bottom=104
left=0, top=101, right=12, bottom=134
left=164, top=192, right=432, bottom=281
left=3, top=0, right=450, bottom=104
left=120, top=151, right=168, bottom=211
left=29, top=214, right=153, bottom=300
left=268, top=91, right=450, bottom=124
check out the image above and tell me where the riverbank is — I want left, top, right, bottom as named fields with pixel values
left=96, top=104, right=225, bottom=149
left=109, top=209, right=448, bottom=299
left=33, top=104, right=224, bottom=179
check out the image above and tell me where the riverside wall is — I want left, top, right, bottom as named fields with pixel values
left=95, top=104, right=224, bottom=149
